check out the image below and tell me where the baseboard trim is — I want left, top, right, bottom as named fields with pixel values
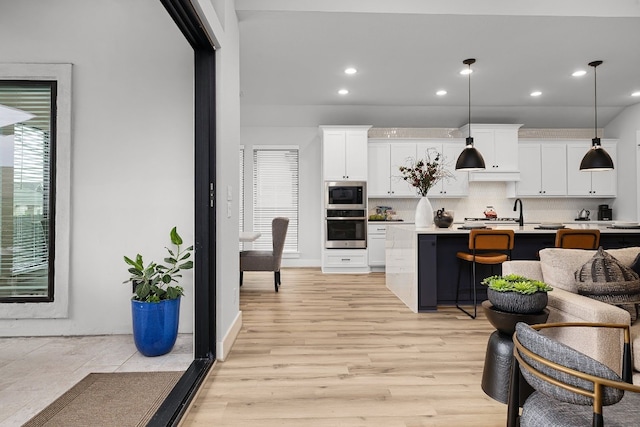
left=217, top=310, right=242, bottom=361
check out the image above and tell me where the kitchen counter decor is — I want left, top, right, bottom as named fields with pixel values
left=482, top=274, right=553, bottom=314
left=398, top=148, right=452, bottom=228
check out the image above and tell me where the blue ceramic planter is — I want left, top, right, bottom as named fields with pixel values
left=131, top=297, right=180, bottom=357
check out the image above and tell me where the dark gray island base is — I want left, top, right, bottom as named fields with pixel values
left=385, top=224, right=640, bottom=313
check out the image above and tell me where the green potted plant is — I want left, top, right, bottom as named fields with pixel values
left=123, top=227, right=193, bottom=356
left=482, top=274, right=553, bottom=314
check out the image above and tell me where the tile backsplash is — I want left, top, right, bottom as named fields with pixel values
left=370, top=182, right=614, bottom=223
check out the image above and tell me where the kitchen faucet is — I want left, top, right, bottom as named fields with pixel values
left=513, top=198, right=524, bottom=226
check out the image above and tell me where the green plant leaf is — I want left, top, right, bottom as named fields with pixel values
left=124, top=255, right=143, bottom=270
left=179, top=261, right=193, bottom=269
left=162, top=274, right=172, bottom=284
left=179, top=252, right=191, bottom=261
left=136, top=283, right=151, bottom=299
left=170, top=227, right=183, bottom=245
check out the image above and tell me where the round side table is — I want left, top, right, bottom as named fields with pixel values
left=480, top=300, right=549, bottom=404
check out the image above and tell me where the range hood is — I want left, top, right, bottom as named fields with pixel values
left=468, top=171, right=520, bottom=182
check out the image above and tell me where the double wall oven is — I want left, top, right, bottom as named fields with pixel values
left=325, top=181, right=367, bottom=249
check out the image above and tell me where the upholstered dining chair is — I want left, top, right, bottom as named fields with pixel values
left=455, top=229, right=515, bottom=318
left=510, top=322, right=640, bottom=427
left=240, top=217, right=289, bottom=292
left=555, top=228, right=601, bottom=249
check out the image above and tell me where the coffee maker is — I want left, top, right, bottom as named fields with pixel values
left=598, top=204, right=613, bottom=221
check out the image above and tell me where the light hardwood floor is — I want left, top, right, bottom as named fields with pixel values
left=181, top=268, right=507, bottom=426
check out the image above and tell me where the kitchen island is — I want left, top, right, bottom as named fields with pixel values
left=386, top=223, right=640, bottom=313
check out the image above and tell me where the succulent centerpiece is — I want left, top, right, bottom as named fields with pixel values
left=482, top=274, right=553, bottom=314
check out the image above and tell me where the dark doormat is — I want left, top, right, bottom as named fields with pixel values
left=24, top=371, right=183, bottom=427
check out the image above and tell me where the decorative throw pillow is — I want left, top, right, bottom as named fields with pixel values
left=575, top=247, right=640, bottom=322
left=539, top=248, right=595, bottom=293
left=631, top=252, right=640, bottom=277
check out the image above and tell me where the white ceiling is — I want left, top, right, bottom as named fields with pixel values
left=236, top=1, right=640, bottom=128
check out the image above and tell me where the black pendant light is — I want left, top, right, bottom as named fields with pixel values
left=579, top=60, right=614, bottom=171
left=456, top=58, right=486, bottom=171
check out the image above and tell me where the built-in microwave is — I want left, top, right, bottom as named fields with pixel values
left=325, top=181, right=366, bottom=209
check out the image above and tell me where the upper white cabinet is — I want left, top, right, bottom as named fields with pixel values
left=368, top=141, right=417, bottom=197
left=321, top=126, right=371, bottom=181
left=416, top=140, right=469, bottom=197
left=513, top=141, right=567, bottom=196
left=566, top=140, right=617, bottom=197
left=459, top=124, right=523, bottom=181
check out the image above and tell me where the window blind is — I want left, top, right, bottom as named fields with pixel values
left=0, top=81, right=54, bottom=301
left=252, top=148, right=298, bottom=252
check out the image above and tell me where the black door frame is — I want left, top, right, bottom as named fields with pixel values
left=149, top=1, right=217, bottom=425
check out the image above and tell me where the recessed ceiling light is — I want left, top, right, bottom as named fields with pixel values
left=632, top=91, right=640, bottom=97
left=530, top=91, right=542, bottom=97
left=344, top=67, right=357, bottom=75
left=436, top=90, right=447, bottom=96
left=460, top=68, right=473, bottom=75
left=572, top=70, right=587, bottom=77
left=338, top=89, right=349, bottom=95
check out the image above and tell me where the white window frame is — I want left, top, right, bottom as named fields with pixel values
left=0, top=63, right=72, bottom=319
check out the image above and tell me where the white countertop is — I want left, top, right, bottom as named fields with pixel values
left=400, top=222, right=640, bottom=234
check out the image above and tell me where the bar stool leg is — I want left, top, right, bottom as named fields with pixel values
left=456, top=258, right=477, bottom=319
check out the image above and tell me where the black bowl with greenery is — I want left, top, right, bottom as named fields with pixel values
left=482, top=274, right=553, bottom=314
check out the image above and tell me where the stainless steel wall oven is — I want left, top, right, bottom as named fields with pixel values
left=325, top=209, right=367, bottom=249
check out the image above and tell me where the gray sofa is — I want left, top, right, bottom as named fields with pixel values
left=502, top=247, right=640, bottom=383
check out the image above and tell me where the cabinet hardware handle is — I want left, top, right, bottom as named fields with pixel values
left=341, top=258, right=350, bottom=261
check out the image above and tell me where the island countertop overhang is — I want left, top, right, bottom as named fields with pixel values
left=394, top=223, right=640, bottom=235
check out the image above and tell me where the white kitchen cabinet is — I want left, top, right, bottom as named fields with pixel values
left=416, top=140, right=469, bottom=197
left=566, top=140, right=617, bottom=197
left=321, top=126, right=370, bottom=181
left=513, top=142, right=567, bottom=196
left=459, top=124, right=523, bottom=181
left=368, top=141, right=416, bottom=197
left=368, top=223, right=387, bottom=267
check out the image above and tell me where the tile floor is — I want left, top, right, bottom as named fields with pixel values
left=0, top=333, right=192, bottom=427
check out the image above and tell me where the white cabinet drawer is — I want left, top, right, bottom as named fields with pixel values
left=324, top=250, right=368, bottom=267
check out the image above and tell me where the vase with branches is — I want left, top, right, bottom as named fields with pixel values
left=398, top=148, right=453, bottom=196
left=399, top=148, right=453, bottom=227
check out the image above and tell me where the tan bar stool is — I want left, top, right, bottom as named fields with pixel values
left=554, top=229, right=600, bottom=249
left=455, top=229, right=515, bottom=319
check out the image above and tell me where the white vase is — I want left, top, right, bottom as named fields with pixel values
left=415, top=196, right=433, bottom=228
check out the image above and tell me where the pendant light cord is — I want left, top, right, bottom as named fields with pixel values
left=468, top=63, right=471, bottom=139
left=589, top=60, right=603, bottom=144
left=462, top=58, right=475, bottom=142
left=594, top=65, right=598, bottom=140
